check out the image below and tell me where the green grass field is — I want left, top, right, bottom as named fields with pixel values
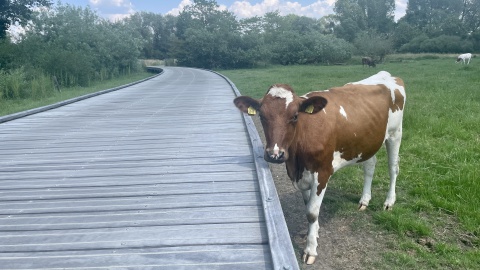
left=2, top=57, right=478, bottom=268
left=219, top=56, right=480, bottom=269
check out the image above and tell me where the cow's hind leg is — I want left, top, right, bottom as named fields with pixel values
left=384, top=127, right=402, bottom=210
left=359, top=155, right=377, bottom=211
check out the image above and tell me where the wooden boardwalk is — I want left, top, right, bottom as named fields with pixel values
left=0, top=67, right=298, bottom=270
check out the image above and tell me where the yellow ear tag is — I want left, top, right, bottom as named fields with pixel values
left=247, top=106, right=257, bottom=115
left=305, top=105, right=314, bottom=114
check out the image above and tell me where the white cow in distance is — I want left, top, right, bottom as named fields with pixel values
left=456, top=53, right=472, bottom=64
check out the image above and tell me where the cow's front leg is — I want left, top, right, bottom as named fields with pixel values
left=302, top=172, right=328, bottom=265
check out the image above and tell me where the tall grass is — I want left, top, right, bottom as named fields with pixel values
left=0, top=69, right=153, bottom=117
left=219, top=56, right=480, bottom=269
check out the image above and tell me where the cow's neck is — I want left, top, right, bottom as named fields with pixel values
left=285, top=120, right=309, bottom=181
left=286, top=116, right=332, bottom=182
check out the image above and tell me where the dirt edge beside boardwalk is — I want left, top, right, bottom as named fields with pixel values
left=252, top=116, right=394, bottom=270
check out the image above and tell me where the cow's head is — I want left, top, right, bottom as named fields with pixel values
left=234, top=84, right=327, bottom=164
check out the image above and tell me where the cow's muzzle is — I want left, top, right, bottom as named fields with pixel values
left=264, top=147, right=286, bottom=164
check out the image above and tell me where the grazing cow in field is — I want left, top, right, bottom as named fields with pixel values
left=234, top=71, right=406, bottom=265
left=456, top=53, right=472, bottom=64
left=362, top=57, right=376, bottom=67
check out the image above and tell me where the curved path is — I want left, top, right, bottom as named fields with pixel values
left=0, top=67, right=298, bottom=269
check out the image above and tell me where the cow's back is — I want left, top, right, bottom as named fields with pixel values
left=299, top=73, right=405, bottom=164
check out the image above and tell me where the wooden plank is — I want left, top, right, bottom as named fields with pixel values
left=0, top=171, right=258, bottom=189
left=0, top=245, right=272, bottom=270
left=0, top=192, right=262, bottom=216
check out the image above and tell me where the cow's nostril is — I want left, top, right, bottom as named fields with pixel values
left=270, top=150, right=284, bottom=160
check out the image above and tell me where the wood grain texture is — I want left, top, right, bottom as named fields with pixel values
left=0, top=67, right=298, bottom=270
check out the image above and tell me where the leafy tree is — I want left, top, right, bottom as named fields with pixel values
left=399, top=34, right=472, bottom=53
left=287, top=14, right=319, bottom=34
left=469, top=30, right=480, bottom=51
left=270, top=30, right=308, bottom=65
left=176, top=0, right=237, bottom=37
left=0, top=0, right=52, bottom=39
left=239, top=16, right=272, bottom=66
left=398, top=33, right=428, bottom=53
left=0, top=38, right=17, bottom=69
left=334, top=0, right=395, bottom=42
left=354, top=31, right=392, bottom=61
left=174, top=0, right=244, bottom=68
left=317, top=14, right=336, bottom=34
left=262, top=11, right=288, bottom=44
left=239, top=16, right=263, bottom=35
left=18, top=4, right=142, bottom=86
left=391, top=21, right=422, bottom=50
left=309, top=33, right=353, bottom=64
left=364, top=0, right=395, bottom=34
left=123, top=12, right=176, bottom=60
left=402, top=0, right=463, bottom=36
left=123, top=12, right=156, bottom=58
left=460, top=0, right=480, bottom=33
left=420, top=35, right=472, bottom=53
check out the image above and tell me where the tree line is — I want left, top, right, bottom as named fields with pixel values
left=1, top=0, right=480, bottom=100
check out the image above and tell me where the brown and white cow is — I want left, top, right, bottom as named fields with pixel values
left=234, top=71, right=405, bottom=265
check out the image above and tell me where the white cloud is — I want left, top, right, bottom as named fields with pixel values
left=167, top=0, right=228, bottom=16
left=165, top=0, right=407, bottom=21
left=229, top=0, right=335, bottom=19
left=395, top=0, right=407, bottom=21
left=167, top=0, right=193, bottom=16
left=89, top=0, right=131, bottom=8
left=89, top=0, right=135, bottom=21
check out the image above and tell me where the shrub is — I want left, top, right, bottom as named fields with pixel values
left=0, top=67, right=55, bottom=100
left=270, top=32, right=352, bottom=65
left=400, top=35, right=473, bottom=54
left=0, top=67, right=27, bottom=99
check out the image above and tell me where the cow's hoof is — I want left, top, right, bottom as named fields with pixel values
left=302, top=254, right=316, bottom=265
left=383, top=204, right=394, bottom=211
left=358, top=204, right=368, bottom=211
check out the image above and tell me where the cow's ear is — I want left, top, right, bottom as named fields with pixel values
left=234, top=96, right=261, bottom=115
left=299, top=96, right=328, bottom=114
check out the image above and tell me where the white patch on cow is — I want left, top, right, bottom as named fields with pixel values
left=269, top=86, right=293, bottom=108
left=332, top=151, right=362, bottom=172
left=323, top=109, right=327, bottom=114
left=292, top=170, right=316, bottom=191
left=273, top=143, right=280, bottom=155
left=339, top=106, right=347, bottom=119
left=385, top=109, right=404, bottom=142
left=349, top=71, right=406, bottom=106
left=300, top=90, right=329, bottom=100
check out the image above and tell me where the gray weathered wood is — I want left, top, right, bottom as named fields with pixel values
left=0, top=67, right=298, bottom=270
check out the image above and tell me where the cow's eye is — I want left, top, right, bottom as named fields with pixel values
left=291, top=113, right=298, bottom=123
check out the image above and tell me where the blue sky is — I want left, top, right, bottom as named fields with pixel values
left=57, top=0, right=408, bottom=21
